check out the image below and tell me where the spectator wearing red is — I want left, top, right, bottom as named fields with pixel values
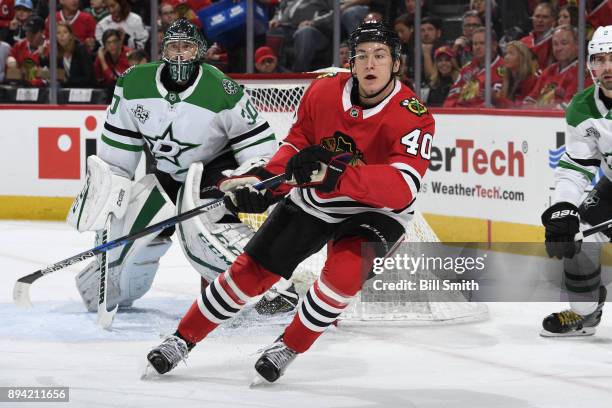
left=94, top=28, right=130, bottom=87
left=55, top=21, right=95, bottom=87
left=495, top=40, right=538, bottom=108
left=175, top=0, right=203, bottom=29
left=7, top=15, right=49, bottom=86
left=7, top=0, right=32, bottom=46
left=444, top=27, right=504, bottom=108
left=587, top=0, right=611, bottom=30
left=186, top=0, right=211, bottom=12
left=0, top=0, right=14, bottom=42
left=96, top=0, right=149, bottom=50
left=426, top=46, right=459, bottom=107
left=524, top=25, right=591, bottom=108
left=254, top=45, right=289, bottom=74
left=84, top=0, right=110, bottom=23
left=46, top=0, right=97, bottom=52
left=519, top=2, right=555, bottom=70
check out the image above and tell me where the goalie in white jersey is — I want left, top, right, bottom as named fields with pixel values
left=65, top=19, right=293, bottom=317
left=540, top=25, right=612, bottom=337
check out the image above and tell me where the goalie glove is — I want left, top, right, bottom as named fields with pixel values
left=219, top=167, right=280, bottom=214
left=541, top=202, right=581, bottom=259
left=285, top=145, right=352, bottom=193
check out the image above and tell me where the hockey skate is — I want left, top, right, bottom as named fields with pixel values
left=541, top=286, right=607, bottom=337
left=252, top=336, right=298, bottom=384
left=254, top=284, right=299, bottom=315
left=145, top=335, right=191, bottom=375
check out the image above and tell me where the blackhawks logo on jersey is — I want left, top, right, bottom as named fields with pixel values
left=320, top=131, right=365, bottom=166
left=401, top=97, right=428, bottom=117
left=316, top=72, right=338, bottom=79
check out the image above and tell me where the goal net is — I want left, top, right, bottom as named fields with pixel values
left=232, top=73, right=488, bottom=324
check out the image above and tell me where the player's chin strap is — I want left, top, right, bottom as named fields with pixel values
left=358, top=75, right=396, bottom=101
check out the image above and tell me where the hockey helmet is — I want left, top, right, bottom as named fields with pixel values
left=587, top=25, right=612, bottom=87
left=162, top=19, right=207, bottom=84
left=348, top=21, right=401, bottom=63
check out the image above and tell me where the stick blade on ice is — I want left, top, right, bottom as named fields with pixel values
left=13, top=280, right=32, bottom=308
left=97, top=304, right=118, bottom=329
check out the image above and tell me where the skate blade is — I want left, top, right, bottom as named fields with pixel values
left=140, top=360, right=161, bottom=381
left=249, top=372, right=272, bottom=388
left=540, top=327, right=596, bottom=337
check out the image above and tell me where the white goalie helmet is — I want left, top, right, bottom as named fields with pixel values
left=587, top=25, right=612, bottom=86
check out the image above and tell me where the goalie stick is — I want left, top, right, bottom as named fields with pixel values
left=13, top=173, right=287, bottom=308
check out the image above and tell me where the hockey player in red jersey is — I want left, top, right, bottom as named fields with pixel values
left=145, top=21, right=435, bottom=383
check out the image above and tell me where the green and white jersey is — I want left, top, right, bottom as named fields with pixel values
left=99, top=61, right=277, bottom=181
left=554, top=85, right=612, bottom=205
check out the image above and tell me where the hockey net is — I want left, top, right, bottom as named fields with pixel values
left=232, top=73, right=488, bottom=324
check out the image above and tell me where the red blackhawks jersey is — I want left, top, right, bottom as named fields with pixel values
left=525, top=60, right=593, bottom=107
left=443, top=56, right=504, bottom=108
left=265, top=72, right=435, bottom=230
left=520, top=29, right=553, bottom=70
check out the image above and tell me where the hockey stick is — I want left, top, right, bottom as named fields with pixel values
left=13, top=173, right=287, bottom=307
left=574, top=219, right=612, bottom=241
left=96, top=216, right=118, bottom=329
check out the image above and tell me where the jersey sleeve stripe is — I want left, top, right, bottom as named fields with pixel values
left=566, top=154, right=601, bottom=167
left=391, top=163, right=421, bottom=193
left=557, top=159, right=596, bottom=181
left=104, top=121, right=142, bottom=139
left=101, top=134, right=144, bottom=152
left=229, top=122, right=270, bottom=145
left=232, top=134, right=276, bottom=154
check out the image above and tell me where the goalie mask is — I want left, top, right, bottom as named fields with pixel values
left=587, top=25, right=612, bottom=89
left=162, top=19, right=207, bottom=84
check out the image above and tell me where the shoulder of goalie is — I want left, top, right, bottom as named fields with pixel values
left=218, top=157, right=284, bottom=214
left=66, top=155, right=133, bottom=232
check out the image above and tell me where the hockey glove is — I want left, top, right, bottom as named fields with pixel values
left=285, top=145, right=352, bottom=193
left=541, top=202, right=581, bottom=259
left=218, top=169, right=279, bottom=214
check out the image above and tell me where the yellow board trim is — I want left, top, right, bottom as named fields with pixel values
left=0, top=196, right=72, bottom=220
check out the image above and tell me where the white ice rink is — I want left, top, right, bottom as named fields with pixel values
left=1, top=220, right=611, bottom=408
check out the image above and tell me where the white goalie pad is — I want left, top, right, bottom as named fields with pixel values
left=177, top=162, right=254, bottom=282
left=66, top=155, right=132, bottom=232
left=75, top=174, right=175, bottom=311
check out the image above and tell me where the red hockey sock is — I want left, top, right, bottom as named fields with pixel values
left=177, top=253, right=280, bottom=344
left=283, top=237, right=372, bottom=353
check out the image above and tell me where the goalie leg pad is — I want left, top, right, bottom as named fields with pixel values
left=66, top=155, right=132, bottom=232
left=75, top=174, right=175, bottom=311
left=75, top=237, right=172, bottom=311
left=177, top=162, right=253, bottom=282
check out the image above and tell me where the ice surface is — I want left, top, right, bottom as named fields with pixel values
left=1, top=221, right=611, bottom=408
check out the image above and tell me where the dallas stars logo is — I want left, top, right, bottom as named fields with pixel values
left=143, top=123, right=199, bottom=167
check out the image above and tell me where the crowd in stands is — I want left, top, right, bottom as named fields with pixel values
left=0, top=0, right=609, bottom=108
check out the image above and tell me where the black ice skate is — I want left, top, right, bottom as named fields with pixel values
left=254, top=284, right=299, bottom=315
left=541, top=286, right=607, bottom=337
left=253, top=336, right=298, bottom=383
left=146, top=335, right=191, bottom=374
